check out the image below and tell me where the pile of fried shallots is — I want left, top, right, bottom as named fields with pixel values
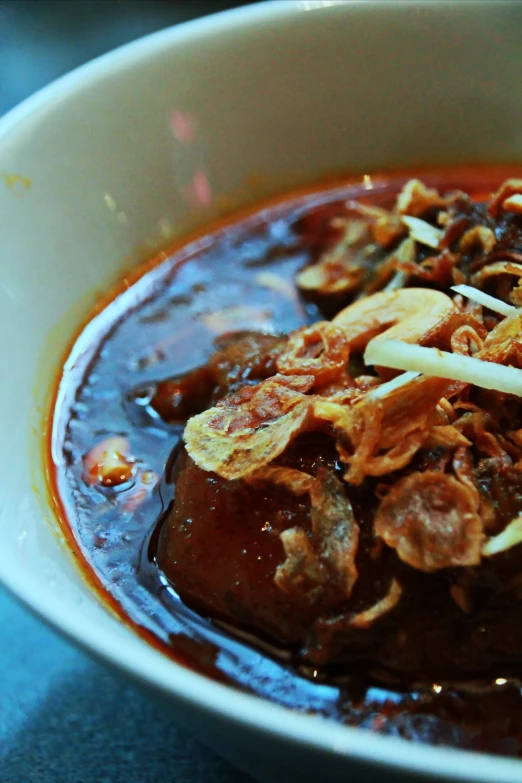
left=181, top=179, right=522, bottom=666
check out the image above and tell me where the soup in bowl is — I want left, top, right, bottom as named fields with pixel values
left=2, top=2, right=522, bottom=781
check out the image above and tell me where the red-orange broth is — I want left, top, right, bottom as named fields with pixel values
left=49, top=167, right=522, bottom=755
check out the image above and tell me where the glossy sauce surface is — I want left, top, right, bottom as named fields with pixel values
left=50, top=168, right=522, bottom=755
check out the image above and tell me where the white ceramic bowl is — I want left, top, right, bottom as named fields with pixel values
left=2, top=2, right=522, bottom=781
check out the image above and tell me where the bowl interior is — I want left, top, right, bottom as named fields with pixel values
left=2, top=2, right=522, bottom=781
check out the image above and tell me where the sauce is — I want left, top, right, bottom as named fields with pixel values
left=49, top=167, right=522, bottom=755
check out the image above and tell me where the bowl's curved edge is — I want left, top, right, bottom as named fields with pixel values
left=0, top=1, right=521, bottom=781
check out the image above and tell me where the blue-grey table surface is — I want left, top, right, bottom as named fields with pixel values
left=0, top=2, right=256, bottom=781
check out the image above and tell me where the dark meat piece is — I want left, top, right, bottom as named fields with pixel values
left=149, top=368, right=214, bottom=423
left=207, top=331, right=284, bottom=394
left=159, top=433, right=522, bottom=679
left=128, top=332, right=284, bottom=425
left=156, top=440, right=341, bottom=644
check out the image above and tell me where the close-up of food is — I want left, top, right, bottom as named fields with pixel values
left=49, top=166, right=522, bottom=757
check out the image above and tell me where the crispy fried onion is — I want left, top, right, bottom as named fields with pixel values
left=314, top=374, right=456, bottom=485
left=344, top=201, right=404, bottom=248
left=395, top=248, right=456, bottom=286
left=480, top=338, right=522, bottom=368
left=470, top=262, right=522, bottom=308
left=296, top=218, right=370, bottom=294
left=309, top=579, right=403, bottom=663
left=471, top=261, right=522, bottom=288
left=246, top=465, right=314, bottom=495
left=374, top=471, right=484, bottom=572
left=298, top=178, right=522, bottom=303
left=308, top=470, right=359, bottom=597
left=503, top=194, right=522, bottom=214
left=183, top=374, right=315, bottom=480
left=423, top=424, right=472, bottom=449
left=484, top=312, right=522, bottom=348
left=186, top=285, right=481, bottom=489
left=452, top=446, right=481, bottom=506
left=184, top=362, right=456, bottom=487
left=333, top=288, right=456, bottom=352
left=342, top=579, right=403, bottom=630
left=450, top=324, right=484, bottom=356
left=489, top=179, right=522, bottom=218
left=296, top=179, right=449, bottom=296
left=366, top=237, right=416, bottom=294
left=260, top=469, right=360, bottom=603
left=334, top=397, right=425, bottom=485
left=421, top=310, right=487, bottom=351
left=351, top=179, right=444, bottom=247
left=454, top=412, right=512, bottom=466
left=276, top=528, right=327, bottom=601
left=396, top=179, right=444, bottom=217
left=458, top=225, right=496, bottom=254
left=276, top=322, right=350, bottom=386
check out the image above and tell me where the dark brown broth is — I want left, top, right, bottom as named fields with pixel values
left=50, top=168, right=522, bottom=754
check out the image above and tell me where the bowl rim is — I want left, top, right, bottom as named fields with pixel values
left=1, top=1, right=521, bottom=780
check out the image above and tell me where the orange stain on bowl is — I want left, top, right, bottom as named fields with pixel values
left=1, top=172, right=32, bottom=195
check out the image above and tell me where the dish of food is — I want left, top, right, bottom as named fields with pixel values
left=48, top=165, right=522, bottom=756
